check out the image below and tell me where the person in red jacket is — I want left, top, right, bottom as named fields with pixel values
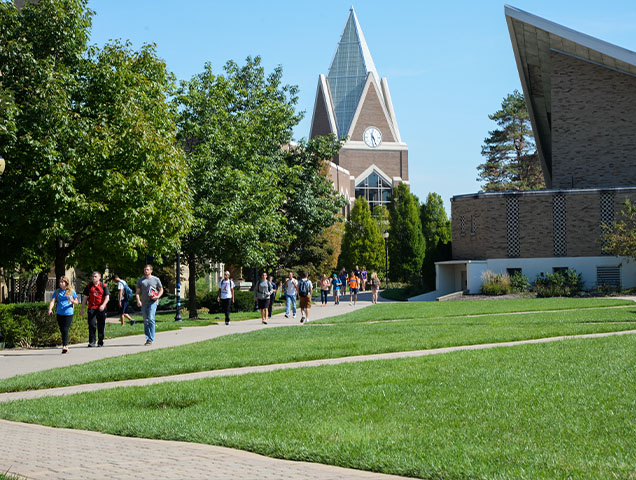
left=80, top=271, right=110, bottom=347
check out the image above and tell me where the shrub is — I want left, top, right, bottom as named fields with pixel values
left=0, top=303, right=88, bottom=348
left=510, top=272, right=531, bottom=293
left=480, top=271, right=511, bottom=295
left=197, top=290, right=256, bottom=313
left=533, top=270, right=583, bottom=297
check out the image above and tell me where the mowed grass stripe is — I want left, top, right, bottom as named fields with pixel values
left=1, top=334, right=634, bottom=480
left=1, top=300, right=635, bottom=393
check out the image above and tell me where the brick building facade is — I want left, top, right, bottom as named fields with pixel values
left=425, top=7, right=636, bottom=298
left=310, top=7, right=408, bottom=213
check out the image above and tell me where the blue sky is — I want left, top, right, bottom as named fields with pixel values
left=87, top=0, right=636, bottom=212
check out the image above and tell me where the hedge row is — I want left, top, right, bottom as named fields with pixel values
left=0, top=303, right=88, bottom=348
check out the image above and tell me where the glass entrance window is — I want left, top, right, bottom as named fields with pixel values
left=355, top=171, right=392, bottom=209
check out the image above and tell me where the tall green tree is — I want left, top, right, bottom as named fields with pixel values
left=477, top=90, right=544, bottom=192
left=388, top=184, right=426, bottom=283
left=0, top=0, right=193, bottom=284
left=338, top=197, right=384, bottom=273
left=174, top=58, right=344, bottom=317
left=420, top=192, right=452, bottom=291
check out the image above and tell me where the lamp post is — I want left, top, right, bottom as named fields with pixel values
left=174, top=252, right=182, bottom=322
left=383, top=230, right=389, bottom=288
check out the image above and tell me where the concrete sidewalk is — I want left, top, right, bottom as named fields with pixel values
left=0, top=291, right=384, bottom=380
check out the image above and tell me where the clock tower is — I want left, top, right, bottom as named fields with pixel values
left=309, top=6, right=409, bottom=210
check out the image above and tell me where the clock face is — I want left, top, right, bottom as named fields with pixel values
left=363, top=127, right=382, bottom=148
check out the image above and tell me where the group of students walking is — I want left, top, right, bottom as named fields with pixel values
left=320, top=266, right=381, bottom=307
left=47, top=265, right=164, bottom=353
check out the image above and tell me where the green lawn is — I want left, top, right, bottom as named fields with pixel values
left=2, top=334, right=635, bottom=480
left=1, top=298, right=634, bottom=393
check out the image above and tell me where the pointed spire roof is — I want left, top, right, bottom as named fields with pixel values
left=327, top=7, right=380, bottom=137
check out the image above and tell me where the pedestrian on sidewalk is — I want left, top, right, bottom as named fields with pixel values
left=217, top=271, right=235, bottom=325
left=298, top=271, right=313, bottom=323
left=255, top=272, right=273, bottom=325
left=136, top=264, right=163, bottom=346
left=348, top=270, right=360, bottom=306
left=339, top=268, right=348, bottom=300
left=370, top=271, right=380, bottom=304
left=320, top=274, right=330, bottom=306
left=48, top=276, right=79, bottom=354
left=267, top=275, right=278, bottom=319
left=80, top=272, right=110, bottom=348
left=332, top=273, right=342, bottom=304
left=284, top=272, right=298, bottom=319
left=361, top=267, right=368, bottom=291
left=111, top=274, right=135, bottom=326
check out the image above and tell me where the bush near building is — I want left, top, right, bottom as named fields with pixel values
left=534, top=270, right=583, bottom=298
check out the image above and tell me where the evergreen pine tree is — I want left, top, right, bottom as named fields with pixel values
left=338, top=197, right=384, bottom=272
left=420, top=192, right=452, bottom=290
left=388, top=184, right=426, bottom=282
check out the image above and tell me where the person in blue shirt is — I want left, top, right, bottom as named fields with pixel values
left=332, top=273, right=342, bottom=305
left=48, top=276, right=79, bottom=354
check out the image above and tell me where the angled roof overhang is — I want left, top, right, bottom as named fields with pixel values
left=505, top=5, right=636, bottom=187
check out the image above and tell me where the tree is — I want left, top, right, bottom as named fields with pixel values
left=174, top=58, right=345, bottom=317
left=388, top=184, right=426, bottom=283
left=477, top=90, right=544, bottom=192
left=0, top=0, right=193, bottom=284
left=338, top=197, right=385, bottom=273
left=600, top=199, right=636, bottom=259
left=420, top=192, right=452, bottom=291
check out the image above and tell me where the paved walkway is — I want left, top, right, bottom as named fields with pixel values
left=0, top=291, right=385, bottom=379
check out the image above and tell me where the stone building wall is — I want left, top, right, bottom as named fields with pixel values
left=551, top=51, right=636, bottom=189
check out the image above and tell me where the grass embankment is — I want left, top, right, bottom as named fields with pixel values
left=0, top=298, right=633, bottom=392
left=1, top=334, right=635, bottom=480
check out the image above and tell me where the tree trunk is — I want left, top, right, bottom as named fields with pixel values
left=35, top=271, right=49, bottom=302
left=187, top=251, right=198, bottom=319
left=55, top=237, right=67, bottom=283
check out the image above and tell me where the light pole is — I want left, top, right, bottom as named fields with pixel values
left=174, top=252, right=182, bottom=322
left=383, top=230, right=389, bottom=288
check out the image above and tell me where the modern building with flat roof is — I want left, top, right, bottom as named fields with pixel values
left=425, top=6, right=636, bottom=299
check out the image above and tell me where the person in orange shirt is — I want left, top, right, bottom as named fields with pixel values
left=348, top=271, right=360, bottom=306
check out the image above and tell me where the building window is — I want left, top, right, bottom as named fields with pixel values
left=355, top=171, right=392, bottom=210
left=553, top=194, right=567, bottom=257
left=600, top=192, right=615, bottom=255
left=507, top=268, right=522, bottom=276
left=553, top=267, right=568, bottom=274
left=459, top=215, right=466, bottom=236
left=470, top=215, right=477, bottom=235
left=506, top=196, right=520, bottom=258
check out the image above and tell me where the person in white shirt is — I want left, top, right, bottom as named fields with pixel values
left=217, top=271, right=235, bottom=325
left=284, top=271, right=298, bottom=319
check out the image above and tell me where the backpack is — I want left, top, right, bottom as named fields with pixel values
left=298, top=279, right=309, bottom=298
left=123, top=282, right=134, bottom=301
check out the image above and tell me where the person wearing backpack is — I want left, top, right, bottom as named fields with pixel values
left=217, top=271, right=235, bottom=325
left=267, top=275, right=278, bottom=320
left=112, top=273, right=135, bottom=326
left=298, top=271, right=313, bottom=323
left=80, top=271, right=111, bottom=347
left=48, top=276, right=79, bottom=354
